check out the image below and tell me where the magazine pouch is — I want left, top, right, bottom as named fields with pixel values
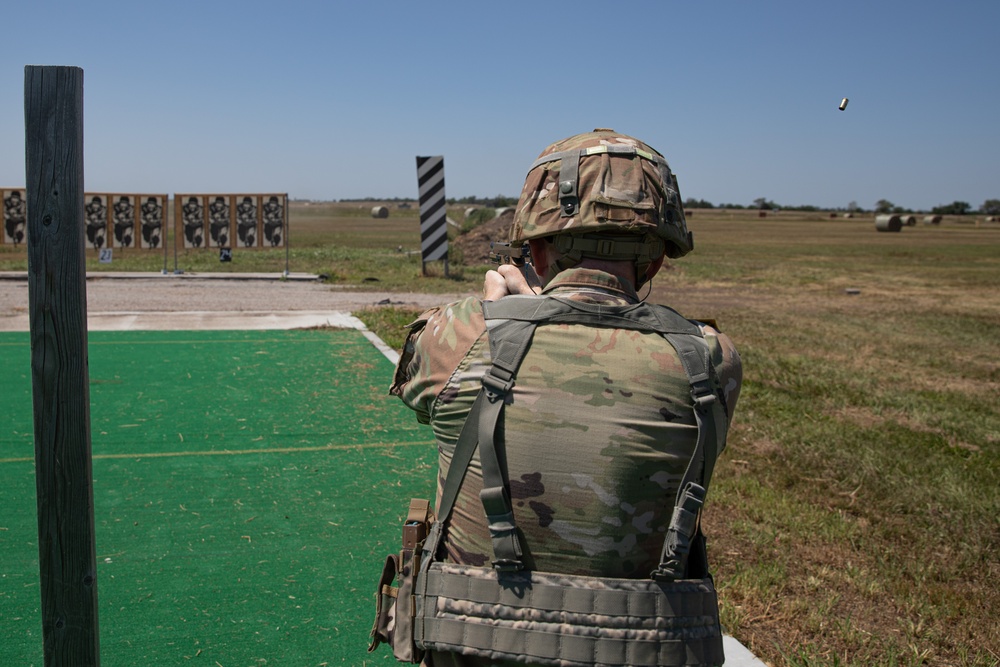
left=368, top=499, right=433, bottom=663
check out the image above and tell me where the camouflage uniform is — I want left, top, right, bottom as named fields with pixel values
left=391, top=267, right=742, bottom=667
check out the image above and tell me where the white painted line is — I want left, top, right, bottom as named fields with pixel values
left=332, top=313, right=401, bottom=364
left=80, top=311, right=360, bottom=331
left=1, top=309, right=405, bottom=364
left=724, top=635, right=769, bottom=666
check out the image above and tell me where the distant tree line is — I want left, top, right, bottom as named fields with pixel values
left=449, top=195, right=519, bottom=208
left=336, top=195, right=1000, bottom=215
left=683, top=197, right=1000, bottom=215
left=338, top=196, right=416, bottom=203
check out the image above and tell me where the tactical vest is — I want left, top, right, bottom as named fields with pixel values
left=371, top=295, right=730, bottom=667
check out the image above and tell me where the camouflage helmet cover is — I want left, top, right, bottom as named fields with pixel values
left=511, top=129, right=693, bottom=259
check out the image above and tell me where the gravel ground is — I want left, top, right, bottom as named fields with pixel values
left=0, top=276, right=468, bottom=330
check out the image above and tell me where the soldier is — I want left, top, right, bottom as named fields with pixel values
left=84, top=195, right=108, bottom=249
left=140, top=196, right=163, bottom=249
left=181, top=196, right=204, bottom=248
left=112, top=195, right=135, bottom=248
left=262, top=195, right=284, bottom=247
left=208, top=195, right=231, bottom=247
left=3, top=189, right=26, bottom=245
left=236, top=196, right=257, bottom=247
left=389, top=129, right=742, bottom=666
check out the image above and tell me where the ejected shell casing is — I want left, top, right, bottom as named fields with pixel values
left=839, top=98, right=849, bottom=111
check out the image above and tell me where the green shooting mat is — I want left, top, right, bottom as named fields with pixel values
left=0, top=329, right=435, bottom=665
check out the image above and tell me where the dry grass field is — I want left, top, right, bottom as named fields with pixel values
left=644, top=212, right=999, bottom=666
left=354, top=206, right=1000, bottom=667
left=3, top=202, right=997, bottom=665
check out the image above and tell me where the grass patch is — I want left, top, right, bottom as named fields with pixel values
left=355, top=306, right=425, bottom=351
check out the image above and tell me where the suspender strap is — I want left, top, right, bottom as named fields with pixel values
left=477, top=317, right=539, bottom=571
left=421, top=389, right=488, bottom=568
left=422, top=312, right=539, bottom=573
left=652, top=333, right=722, bottom=581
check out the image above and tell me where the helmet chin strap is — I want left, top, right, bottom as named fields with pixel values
left=549, top=233, right=664, bottom=287
left=639, top=274, right=653, bottom=301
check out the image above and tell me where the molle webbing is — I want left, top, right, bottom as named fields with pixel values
left=416, top=564, right=723, bottom=667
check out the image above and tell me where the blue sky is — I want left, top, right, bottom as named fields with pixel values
left=2, top=1, right=997, bottom=210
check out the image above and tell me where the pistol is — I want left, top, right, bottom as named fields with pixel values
left=489, top=241, right=531, bottom=267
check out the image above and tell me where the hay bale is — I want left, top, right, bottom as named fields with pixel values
left=464, top=207, right=478, bottom=219
left=901, top=215, right=917, bottom=226
left=923, top=215, right=942, bottom=225
left=371, top=205, right=389, bottom=219
left=875, top=214, right=902, bottom=232
left=842, top=212, right=854, bottom=218
left=758, top=210, right=767, bottom=218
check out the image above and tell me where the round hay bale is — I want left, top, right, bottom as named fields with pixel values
left=464, top=207, right=478, bottom=219
left=901, top=215, right=917, bottom=226
left=842, top=212, right=854, bottom=218
left=758, top=210, right=767, bottom=218
left=875, top=214, right=902, bottom=232
left=923, top=215, right=942, bottom=225
left=371, top=205, right=389, bottom=219
left=495, top=207, right=513, bottom=218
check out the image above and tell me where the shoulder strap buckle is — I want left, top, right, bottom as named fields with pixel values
left=692, top=391, right=717, bottom=408
left=481, top=372, right=514, bottom=401
left=492, top=558, right=525, bottom=573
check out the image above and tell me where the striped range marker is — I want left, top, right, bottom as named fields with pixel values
left=416, top=155, right=448, bottom=273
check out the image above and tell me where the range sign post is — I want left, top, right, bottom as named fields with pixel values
left=416, top=155, right=447, bottom=276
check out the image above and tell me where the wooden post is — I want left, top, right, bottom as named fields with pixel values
left=25, top=65, right=100, bottom=667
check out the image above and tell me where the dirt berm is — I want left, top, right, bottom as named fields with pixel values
left=451, top=209, right=515, bottom=264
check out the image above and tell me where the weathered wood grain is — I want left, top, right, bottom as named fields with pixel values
left=25, top=64, right=100, bottom=667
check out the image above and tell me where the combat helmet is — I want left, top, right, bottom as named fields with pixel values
left=511, top=129, right=693, bottom=283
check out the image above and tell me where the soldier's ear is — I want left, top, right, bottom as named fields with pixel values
left=645, top=255, right=665, bottom=281
left=527, top=239, right=549, bottom=272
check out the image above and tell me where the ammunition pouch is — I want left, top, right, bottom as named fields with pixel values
left=369, top=499, right=433, bottom=663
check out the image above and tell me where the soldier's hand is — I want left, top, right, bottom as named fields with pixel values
left=484, top=263, right=542, bottom=300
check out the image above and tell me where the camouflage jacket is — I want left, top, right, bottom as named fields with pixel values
left=390, top=267, right=742, bottom=579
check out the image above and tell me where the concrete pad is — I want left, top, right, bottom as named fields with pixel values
left=0, top=310, right=362, bottom=333
left=105, top=310, right=357, bottom=330
left=89, top=310, right=359, bottom=331
left=724, top=635, right=769, bottom=666
left=0, top=271, right=321, bottom=281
